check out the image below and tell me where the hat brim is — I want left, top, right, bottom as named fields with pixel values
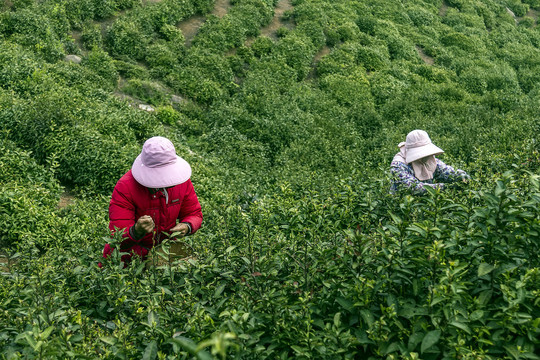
left=132, top=155, right=192, bottom=188
left=405, top=143, right=444, bottom=164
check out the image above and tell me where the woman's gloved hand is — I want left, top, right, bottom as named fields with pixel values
left=170, top=222, right=191, bottom=237
left=134, top=215, right=155, bottom=235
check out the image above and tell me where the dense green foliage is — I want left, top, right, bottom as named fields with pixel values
left=0, top=0, right=539, bottom=358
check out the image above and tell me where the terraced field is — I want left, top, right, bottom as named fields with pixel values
left=0, top=0, right=539, bottom=358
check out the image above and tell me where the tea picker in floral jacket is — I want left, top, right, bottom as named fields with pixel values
left=102, top=136, right=203, bottom=264
left=390, top=130, right=470, bottom=194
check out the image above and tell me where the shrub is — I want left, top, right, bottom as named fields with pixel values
left=155, top=105, right=182, bottom=126
left=407, top=5, right=436, bottom=27
left=144, top=42, right=179, bottom=77
left=0, top=7, right=66, bottom=61
left=106, top=19, right=148, bottom=60
left=518, top=16, right=535, bottom=27
left=166, top=68, right=226, bottom=105
left=81, top=22, right=102, bottom=49
left=325, top=21, right=359, bottom=46
left=318, top=67, right=372, bottom=106
left=459, top=67, right=489, bottom=94
left=193, top=15, right=247, bottom=52
left=413, top=64, right=453, bottom=83
left=442, top=7, right=486, bottom=29
left=356, top=15, right=378, bottom=35
left=480, top=88, right=523, bottom=112
left=0, top=41, right=41, bottom=94
left=236, top=60, right=298, bottom=114
left=92, top=0, right=117, bottom=19
left=275, top=26, right=290, bottom=38
left=82, top=48, right=119, bottom=88
left=517, top=65, right=540, bottom=93
left=63, top=0, right=97, bottom=29
left=475, top=3, right=496, bottom=29
left=441, top=32, right=478, bottom=52
left=251, top=36, right=274, bottom=58
left=507, top=0, right=530, bottom=17
left=113, top=60, right=149, bottom=80
left=495, top=42, right=540, bottom=68
left=159, top=23, right=185, bottom=44
left=316, top=46, right=357, bottom=77
left=0, top=182, right=61, bottom=248
left=370, top=72, right=409, bottom=106
left=296, top=21, right=326, bottom=49
left=0, top=137, right=59, bottom=191
left=121, top=79, right=169, bottom=106
left=523, top=0, right=540, bottom=8
left=273, top=33, right=316, bottom=80
left=202, top=125, right=270, bottom=170
left=385, top=34, right=417, bottom=61
left=355, top=45, right=390, bottom=71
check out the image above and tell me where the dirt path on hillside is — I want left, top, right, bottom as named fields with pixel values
left=306, top=45, right=331, bottom=79
left=313, top=45, right=330, bottom=63
left=58, top=191, right=76, bottom=208
left=0, top=256, right=8, bottom=273
left=416, top=46, right=434, bottom=65
left=524, top=8, right=539, bottom=25
left=178, top=0, right=231, bottom=46
left=260, top=0, right=294, bottom=39
left=439, top=1, right=449, bottom=16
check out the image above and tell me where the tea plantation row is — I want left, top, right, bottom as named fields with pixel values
left=1, top=0, right=539, bottom=358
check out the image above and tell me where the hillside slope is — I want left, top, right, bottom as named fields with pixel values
left=0, top=0, right=539, bottom=358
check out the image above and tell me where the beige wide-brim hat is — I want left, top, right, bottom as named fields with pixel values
left=404, top=130, right=444, bottom=164
left=132, top=137, right=192, bottom=188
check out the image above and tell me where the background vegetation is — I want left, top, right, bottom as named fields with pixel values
left=0, top=0, right=539, bottom=358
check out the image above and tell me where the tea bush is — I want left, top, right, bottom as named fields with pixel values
left=80, top=22, right=103, bottom=49
left=81, top=48, right=119, bottom=88
left=0, top=138, right=61, bottom=248
left=106, top=19, right=148, bottom=60
left=121, top=79, right=170, bottom=106
left=1, top=0, right=539, bottom=358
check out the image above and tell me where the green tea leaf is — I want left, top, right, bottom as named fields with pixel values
left=214, top=283, right=226, bottom=298
left=100, top=337, right=117, bottom=345
left=478, top=263, right=495, bottom=277
left=169, top=337, right=213, bottom=360
left=504, top=345, right=520, bottom=360
left=476, top=290, right=492, bottom=306
left=469, top=310, right=484, bottom=321
left=360, top=309, right=374, bottom=327
left=142, top=340, right=158, bottom=360
left=336, top=297, right=353, bottom=313
left=449, top=321, right=471, bottom=334
left=408, top=332, right=424, bottom=352
left=41, top=325, right=54, bottom=340
left=421, top=330, right=441, bottom=353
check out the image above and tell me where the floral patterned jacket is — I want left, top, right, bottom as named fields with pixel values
left=390, top=158, right=470, bottom=194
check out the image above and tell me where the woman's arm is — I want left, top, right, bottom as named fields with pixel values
left=109, top=181, right=140, bottom=242
left=390, top=161, right=443, bottom=194
left=177, top=180, right=203, bottom=234
left=434, top=159, right=470, bottom=183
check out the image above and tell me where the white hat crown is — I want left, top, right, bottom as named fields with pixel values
left=403, top=130, right=444, bottom=164
left=405, top=130, right=432, bottom=149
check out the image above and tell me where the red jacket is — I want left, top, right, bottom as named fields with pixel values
left=103, top=170, right=203, bottom=262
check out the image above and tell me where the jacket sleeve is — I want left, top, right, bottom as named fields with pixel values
left=178, top=179, right=203, bottom=234
left=434, top=159, right=470, bottom=183
left=109, top=180, right=138, bottom=242
left=390, top=161, right=443, bottom=194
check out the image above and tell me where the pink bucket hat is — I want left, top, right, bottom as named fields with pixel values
left=131, top=136, right=191, bottom=188
left=404, top=130, right=444, bottom=164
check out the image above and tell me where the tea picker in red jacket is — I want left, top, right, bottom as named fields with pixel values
left=102, top=136, right=203, bottom=263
